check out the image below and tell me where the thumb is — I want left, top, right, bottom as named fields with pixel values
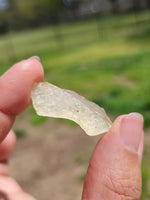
left=82, top=113, right=144, bottom=200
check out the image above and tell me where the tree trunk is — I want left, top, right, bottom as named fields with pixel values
left=109, top=0, right=119, bottom=13
left=132, top=0, right=141, bottom=11
left=146, top=0, right=150, bottom=9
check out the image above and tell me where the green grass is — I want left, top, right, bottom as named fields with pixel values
left=14, top=129, right=27, bottom=138
left=0, top=11, right=150, bottom=199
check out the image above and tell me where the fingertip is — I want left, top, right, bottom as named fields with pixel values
left=105, top=113, right=144, bottom=156
left=19, top=57, right=44, bottom=83
left=7, top=57, right=44, bottom=84
left=82, top=113, right=143, bottom=199
left=0, top=57, right=44, bottom=115
left=108, top=114, right=127, bottom=134
left=119, top=113, right=144, bottom=154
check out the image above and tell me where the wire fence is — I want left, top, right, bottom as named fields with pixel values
left=0, top=9, right=150, bottom=70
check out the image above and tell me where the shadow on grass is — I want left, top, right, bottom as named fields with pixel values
left=127, top=26, right=150, bottom=42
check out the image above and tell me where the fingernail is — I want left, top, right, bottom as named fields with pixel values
left=29, top=56, right=41, bottom=62
left=120, top=112, right=144, bottom=153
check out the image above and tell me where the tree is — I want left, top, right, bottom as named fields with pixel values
left=132, top=0, right=141, bottom=11
left=6, top=0, right=64, bottom=29
left=108, top=0, right=119, bottom=13
left=0, top=10, right=8, bottom=34
left=14, top=0, right=63, bottom=20
left=63, top=0, right=83, bottom=20
left=146, top=0, right=150, bottom=9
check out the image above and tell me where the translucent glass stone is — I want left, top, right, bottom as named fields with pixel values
left=31, top=82, right=112, bottom=136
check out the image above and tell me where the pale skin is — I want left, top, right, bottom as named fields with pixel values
left=0, top=57, right=144, bottom=200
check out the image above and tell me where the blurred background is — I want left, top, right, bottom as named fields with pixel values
left=0, top=0, right=150, bottom=199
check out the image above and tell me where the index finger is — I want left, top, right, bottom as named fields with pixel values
left=0, top=57, right=44, bottom=142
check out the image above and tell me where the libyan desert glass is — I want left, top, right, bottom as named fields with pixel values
left=31, top=82, right=112, bottom=136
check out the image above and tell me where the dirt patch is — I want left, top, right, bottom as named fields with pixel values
left=10, top=114, right=150, bottom=200
left=10, top=114, right=100, bottom=200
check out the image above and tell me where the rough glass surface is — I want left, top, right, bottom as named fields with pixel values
left=31, top=82, right=112, bottom=136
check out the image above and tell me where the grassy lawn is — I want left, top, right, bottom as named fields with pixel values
left=0, top=10, right=150, bottom=199
left=0, top=11, right=150, bottom=127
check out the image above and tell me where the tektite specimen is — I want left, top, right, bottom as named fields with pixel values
left=31, top=82, right=112, bottom=136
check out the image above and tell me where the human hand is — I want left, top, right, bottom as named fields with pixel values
left=0, top=58, right=144, bottom=200
left=0, top=57, right=43, bottom=200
